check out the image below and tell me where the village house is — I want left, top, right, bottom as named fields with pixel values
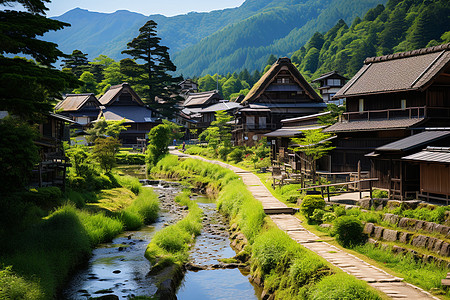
left=324, top=43, right=450, bottom=177
left=179, top=79, right=199, bottom=95
left=55, top=93, right=101, bottom=126
left=311, top=71, right=347, bottom=105
left=97, top=83, right=161, bottom=146
left=234, top=57, right=326, bottom=146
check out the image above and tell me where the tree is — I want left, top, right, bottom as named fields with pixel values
left=0, top=4, right=80, bottom=119
left=121, top=20, right=183, bottom=118
left=86, top=118, right=127, bottom=143
left=61, top=49, right=90, bottom=78
left=319, top=103, right=346, bottom=125
left=73, top=71, right=98, bottom=94
left=93, top=137, right=120, bottom=173
left=0, top=117, right=39, bottom=192
left=146, top=124, right=171, bottom=167
left=290, top=129, right=335, bottom=183
left=199, top=110, right=232, bottom=158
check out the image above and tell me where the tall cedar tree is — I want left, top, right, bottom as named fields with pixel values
left=61, top=49, right=90, bottom=77
left=0, top=0, right=79, bottom=120
left=121, top=20, right=182, bottom=118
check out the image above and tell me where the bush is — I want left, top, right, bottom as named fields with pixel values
left=311, top=209, right=326, bottom=224
left=300, top=195, right=325, bottom=222
left=308, top=273, right=381, bottom=299
left=114, top=174, right=142, bottom=195
left=218, top=146, right=231, bottom=161
left=322, top=212, right=336, bottom=223
left=228, top=148, right=244, bottom=163
left=334, top=205, right=346, bottom=217
left=332, top=216, right=366, bottom=248
left=372, top=189, right=388, bottom=199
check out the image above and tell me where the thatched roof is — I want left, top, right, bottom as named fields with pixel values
left=242, top=57, right=321, bottom=103
left=99, top=83, right=144, bottom=106
left=55, top=93, right=99, bottom=112
left=334, top=43, right=450, bottom=99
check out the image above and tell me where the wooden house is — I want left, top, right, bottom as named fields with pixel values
left=234, top=57, right=326, bottom=146
left=367, top=130, right=450, bottom=199
left=179, top=79, right=198, bottom=94
left=55, top=93, right=100, bottom=125
left=403, top=147, right=450, bottom=202
left=98, top=83, right=160, bottom=146
left=324, top=43, right=450, bottom=173
left=33, top=113, right=75, bottom=188
left=311, top=71, right=347, bottom=104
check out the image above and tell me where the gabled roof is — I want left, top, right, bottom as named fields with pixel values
left=375, top=130, right=450, bottom=152
left=334, top=43, right=450, bottom=99
left=98, top=83, right=144, bottom=106
left=323, top=118, right=425, bottom=133
left=402, top=147, right=450, bottom=163
left=312, top=71, right=348, bottom=83
left=183, top=90, right=221, bottom=107
left=264, top=125, right=326, bottom=137
left=55, top=93, right=99, bottom=112
left=99, top=106, right=156, bottom=123
left=281, top=111, right=331, bottom=124
left=242, top=57, right=322, bottom=103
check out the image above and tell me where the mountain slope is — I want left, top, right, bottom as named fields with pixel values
left=173, top=0, right=385, bottom=76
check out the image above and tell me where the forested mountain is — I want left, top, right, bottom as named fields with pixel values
left=292, top=0, right=450, bottom=80
left=173, top=0, right=385, bottom=76
left=45, top=0, right=385, bottom=75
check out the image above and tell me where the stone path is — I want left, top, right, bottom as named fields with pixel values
left=170, top=149, right=438, bottom=299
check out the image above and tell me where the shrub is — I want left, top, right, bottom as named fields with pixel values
left=218, top=146, right=231, bottom=161
left=300, top=195, right=325, bottom=222
left=372, top=189, right=388, bottom=199
left=114, top=174, right=142, bottom=195
left=308, top=273, right=381, bottom=299
left=334, top=205, right=346, bottom=217
left=332, top=216, right=366, bottom=248
left=228, top=148, right=244, bottom=163
left=311, top=209, right=326, bottom=224
left=322, top=212, right=336, bottom=223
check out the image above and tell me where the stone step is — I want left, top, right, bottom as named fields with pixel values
left=263, top=207, right=297, bottom=215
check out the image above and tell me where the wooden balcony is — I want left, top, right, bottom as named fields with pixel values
left=234, top=123, right=278, bottom=131
left=342, top=106, right=450, bottom=122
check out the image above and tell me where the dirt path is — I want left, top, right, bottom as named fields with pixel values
left=170, top=149, right=439, bottom=299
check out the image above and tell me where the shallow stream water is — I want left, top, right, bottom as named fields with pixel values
left=63, top=180, right=261, bottom=299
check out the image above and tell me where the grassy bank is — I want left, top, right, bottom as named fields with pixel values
left=150, top=155, right=383, bottom=299
left=0, top=175, right=159, bottom=299
left=145, top=190, right=203, bottom=272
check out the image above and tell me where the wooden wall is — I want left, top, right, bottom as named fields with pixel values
left=421, top=163, right=450, bottom=196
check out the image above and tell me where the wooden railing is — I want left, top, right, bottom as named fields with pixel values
left=343, top=107, right=426, bottom=122
left=234, top=123, right=278, bottom=131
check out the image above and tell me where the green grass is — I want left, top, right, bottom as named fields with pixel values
left=145, top=190, right=203, bottom=272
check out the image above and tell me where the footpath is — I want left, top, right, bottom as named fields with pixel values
left=170, top=148, right=438, bottom=300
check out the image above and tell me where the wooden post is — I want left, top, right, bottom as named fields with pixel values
left=358, top=161, right=362, bottom=199
left=327, top=186, right=330, bottom=202
left=369, top=180, right=373, bottom=208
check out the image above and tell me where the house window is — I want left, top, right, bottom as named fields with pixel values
left=259, top=117, right=267, bottom=129
left=359, top=99, right=364, bottom=112
left=401, top=99, right=406, bottom=110
left=327, top=79, right=341, bottom=86
left=277, top=77, right=290, bottom=84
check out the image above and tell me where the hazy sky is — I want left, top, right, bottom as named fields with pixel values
left=33, top=0, right=246, bottom=17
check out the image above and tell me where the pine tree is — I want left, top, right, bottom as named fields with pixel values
left=121, top=20, right=182, bottom=118
left=0, top=1, right=79, bottom=119
left=61, top=49, right=90, bottom=78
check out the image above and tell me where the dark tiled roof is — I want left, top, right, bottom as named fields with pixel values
left=402, top=147, right=450, bottom=163
left=312, top=71, right=348, bottom=82
left=55, top=94, right=98, bottom=111
left=334, top=43, right=450, bottom=99
left=281, top=111, right=331, bottom=124
left=100, top=106, right=156, bottom=123
left=264, top=125, right=326, bottom=137
left=49, top=112, right=76, bottom=123
left=324, top=118, right=425, bottom=133
left=376, top=131, right=450, bottom=152
left=200, top=101, right=241, bottom=113
left=243, top=57, right=322, bottom=103
left=183, top=90, right=221, bottom=107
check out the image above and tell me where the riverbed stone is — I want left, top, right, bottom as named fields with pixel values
left=373, top=226, right=384, bottom=240
left=411, top=235, right=429, bottom=248
left=359, top=199, right=371, bottom=209
left=364, top=223, right=375, bottom=235
left=382, top=229, right=399, bottom=242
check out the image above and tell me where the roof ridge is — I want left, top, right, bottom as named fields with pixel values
left=364, top=43, right=450, bottom=64
left=65, top=93, right=94, bottom=97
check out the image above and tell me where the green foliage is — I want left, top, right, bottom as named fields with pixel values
left=311, top=209, right=326, bottom=225
left=300, top=195, right=326, bottom=222
left=146, top=123, right=172, bottom=167
left=372, top=189, right=388, bottom=198
left=92, top=137, right=121, bottom=173
left=116, top=151, right=146, bottom=165
left=334, top=205, right=346, bottom=217
left=199, top=110, right=232, bottom=158
left=86, top=118, right=127, bottom=143
left=72, top=71, right=98, bottom=94
left=0, top=266, right=44, bottom=300
left=114, top=174, right=142, bottom=195
left=332, top=216, right=366, bottom=248
left=0, top=117, right=39, bottom=192
left=61, top=49, right=89, bottom=78
left=308, top=273, right=381, bottom=299
left=65, top=144, right=94, bottom=178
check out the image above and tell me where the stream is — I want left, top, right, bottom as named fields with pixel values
left=63, top=180, right=262, bottom=299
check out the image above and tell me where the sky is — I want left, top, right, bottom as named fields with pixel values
left=36, top=0, right=246, bottom=17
